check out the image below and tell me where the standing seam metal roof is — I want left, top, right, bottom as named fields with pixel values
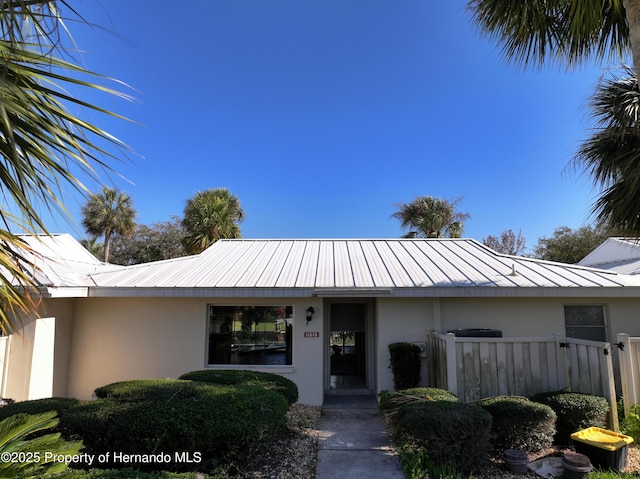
left=86, top=238, right=640, bottom=292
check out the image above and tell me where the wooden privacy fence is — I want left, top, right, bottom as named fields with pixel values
left=427, top=332, right=618, bottom=431
left=617, top=333, right=640, bottom=416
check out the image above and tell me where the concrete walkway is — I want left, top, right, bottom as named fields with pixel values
left=315, top=395, right=404, bottom=479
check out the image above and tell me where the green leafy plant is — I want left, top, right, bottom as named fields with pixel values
left=380, top=387, right=458, bottom=431
left=62, top=379, right=287, bottom=473
left=531, top=391, right=609, bottom=444
left=479, top=397, right=556, bottom=453
left=388, top=342, right=421, bottom=390
left=394, top=400, right=492, bottom=474
left=0, top=411, right=83, bottom=479
left=0, top=398, right=79, bottom=423
left=179, top=369, right=298, bottom=406
left=380, top=387, right=458, bottom=409
left=621, top=403, right=640, bottom=443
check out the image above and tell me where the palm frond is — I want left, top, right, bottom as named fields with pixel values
left=0, top=1, right=134, bottom=328
left=467, top=0, right=630, bottom=69
left=0, top=411, right=83, bottom=478
left=573, top=67, right=640, bottom=234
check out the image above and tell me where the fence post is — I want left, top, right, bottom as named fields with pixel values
left=617, top=333, right=636, bottom=416
left=601, top=342, right=619, bottom=432
left=444, top=333, right=458, bottom=397
left=554, top=333, right=570, bottom=391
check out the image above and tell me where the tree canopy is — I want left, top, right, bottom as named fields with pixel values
left=182, top=188, right=245, bottom=254
left=467, top=0, right=631, bottom=71
left=531, top=225, right=609, bottom=264
left=571, top=67, right=640, bottom=234
left=0, top=1, right=132, bottom=330
left=109, top=217, right=187, bottom=265
left=468, top=1, right=640, bottom=236
left=392, top=196, right=470, bottom=238
left=81, top=187, right=137, bottom=262
left=482, top=229, right=527, bottom=256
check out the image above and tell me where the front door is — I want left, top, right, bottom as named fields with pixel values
left=328, top=302, right=368, bottom=390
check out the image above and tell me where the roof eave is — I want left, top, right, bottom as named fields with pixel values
left=83, top=285, right=640, bottom=299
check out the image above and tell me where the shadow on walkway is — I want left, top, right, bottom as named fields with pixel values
left=315, top=395, right=404, bottom=479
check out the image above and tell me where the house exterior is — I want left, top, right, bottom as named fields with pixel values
left=579, top=237, right=640, bottom=274
left=6, top=234, right=640, bottom=406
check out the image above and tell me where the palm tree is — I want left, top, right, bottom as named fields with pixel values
left=573, top=67, right=640, bottom=233
left=467, top=1, right=640, bottom=235
left=80, top=237, right=105, bottom=261
left=182, top=188, right=246, bottom=254
left=0, top=2, right=132, bottom=330
left=82, top=187, right=136, bottom=262
left=392, top=196, right=470, bottom=238
left=0, top=411, right=83, bottom=478
left=467, top=1, right=632, bottom=71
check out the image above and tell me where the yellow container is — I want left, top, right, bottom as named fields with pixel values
left=570, top=428, right=634, bottom=451
left=570, top=427, right=634, bottom=471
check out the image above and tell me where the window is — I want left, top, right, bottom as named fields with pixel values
left=208, top=305, right=292, bottom=365
left=564, top=305, right=607, bottom=342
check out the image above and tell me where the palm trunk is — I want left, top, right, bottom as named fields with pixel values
left=626, top=0, right=640, bottom=75
left=103, top=231, right=111, bottom=263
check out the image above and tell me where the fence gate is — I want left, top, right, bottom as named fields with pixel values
left=617, top=333, right=640, bottom=416
left=428, top=332, right=618, bottom=431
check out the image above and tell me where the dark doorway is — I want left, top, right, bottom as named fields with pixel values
left=329, top=303, right=366, bottom=389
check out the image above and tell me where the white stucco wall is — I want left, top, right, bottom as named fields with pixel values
left=374, top=295, right=640, bottom=396
left=438, top=296, right=640, bottom=343
left=375, top=298, right=435, bottom=394
left=45, top=299, right=74, bottom=398
left=67, top=297, right=326, bottom=405
left=438, top=297, right=565, bottom=337
left=12, top=293, right=640, bottom=406
left=4, top=316, right=56, bottom=401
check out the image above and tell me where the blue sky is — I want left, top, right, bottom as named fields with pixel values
left=50, top=0, right=617, bottom=251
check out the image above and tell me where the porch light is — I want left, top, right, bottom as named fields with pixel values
left=305, top=307, right=315, bottom=325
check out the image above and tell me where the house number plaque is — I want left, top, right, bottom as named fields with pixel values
left=304, top=332, right=320, bottom=338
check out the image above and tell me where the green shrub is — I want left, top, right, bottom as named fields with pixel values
left=178, top=369, right=299, bottom=406
left=0, top=411, right=83, bottom=479
left=0, top=397, right=79, bottom=422
left=388, top=342, right=421, bottom=390
left=62, top=379, right=288, bottom=472
left=395, top=400, right=492, bottom=474
left=94, top=378, right=187, bottom=400
left=380, top=387, right=459, bottom=435
left=620, top=403, right=640, bottom=443
left=479, top=397, right=556, bottom=453
left=531, top=391, right=609, bottom=444
left=398, top=387, right=458, bottom=402
left=380, top=387, right=457, bottom=410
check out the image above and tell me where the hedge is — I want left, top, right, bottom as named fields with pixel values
left=178, top=369, right=298, bottom=406
left=479, top=397, right=556, bottom=452
left=395, top=400, right=492, bottom=474
left=62, top=379, right=288, bottom=472
left=388, top=342, right=421, bottom=390
left=530, top=391, right=609, bottom=444
left=0, top=397, right=79, bottom=422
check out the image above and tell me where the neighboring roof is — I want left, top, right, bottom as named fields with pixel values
left=11, top=234, right=122, bottom=294
left=579, top=238, right=640, bottom=275
left=86, top=238, right=640, bottom=298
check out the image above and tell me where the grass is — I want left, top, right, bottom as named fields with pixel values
left=590, top=471, right=637, bottom=479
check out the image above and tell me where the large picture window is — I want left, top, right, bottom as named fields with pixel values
left=564, top=305, right=607, bottom=342
left=208, top=305, right=292, bottom=366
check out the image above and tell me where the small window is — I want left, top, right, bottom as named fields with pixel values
left=208, top=305, right=292, bottom=365
left=564, top=305, right=607, bottom=342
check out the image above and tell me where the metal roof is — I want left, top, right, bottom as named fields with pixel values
left=579, top=238, right=640, bottom=274
left=10, top=234, right=122, bottom=290
left=86, top=238, right=640, bottom=297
